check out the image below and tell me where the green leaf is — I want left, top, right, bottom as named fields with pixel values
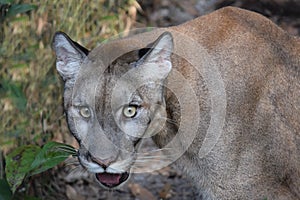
left=0, top=178, right=12, bottom=200
left=5, top=142, right=76, bottom=193
left=29, top=142, right=76, bottom=176
left=5, top=145, right=40, bottom=193
left=6, top=4, right=37, bottom=18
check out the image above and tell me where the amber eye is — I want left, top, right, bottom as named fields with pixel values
left=80, top=107, right=91, bottom=118
left=123, top=105, right=137, bottom=118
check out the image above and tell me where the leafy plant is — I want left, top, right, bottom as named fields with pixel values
left=4, top=141, right=76, bottom=193
left=0, top=0, right=37, bottom=22
left=0, top=178, right=12, bottom=200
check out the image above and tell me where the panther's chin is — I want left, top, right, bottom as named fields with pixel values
left=95, top=172, right=130, bottom=188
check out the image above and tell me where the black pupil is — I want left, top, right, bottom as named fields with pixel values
left=83, top=108, right=89, bottom=115
left=128, top=108, right=134, bottom=114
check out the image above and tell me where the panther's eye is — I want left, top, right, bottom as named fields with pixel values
left=123, top=105, right=137, bottom=118
left=80, top=107, right=91, bottom=118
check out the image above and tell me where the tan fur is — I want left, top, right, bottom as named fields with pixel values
left=53, top=7, right=300, bottom=199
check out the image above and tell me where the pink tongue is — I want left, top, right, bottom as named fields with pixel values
left=97, top=173, right=121, bottom=184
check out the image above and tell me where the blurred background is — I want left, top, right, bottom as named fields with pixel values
left=0, top=0, right=299, bottom=199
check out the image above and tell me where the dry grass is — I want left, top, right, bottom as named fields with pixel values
left=0, top=0, right=138, bottom=153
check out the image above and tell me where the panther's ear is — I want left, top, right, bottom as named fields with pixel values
left=138, top=32, right=173, bottom=80
left=52, top=31, right=89, bottom=83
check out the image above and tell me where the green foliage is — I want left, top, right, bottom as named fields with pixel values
left=5, top=4, right=37, bottom=18
left=29, top=141, right=76, bottom=176
left=0, top=0, right=137, bottom=150
left=5, top=141, right=76, bottom=193
left=1, top=79, right=27, bottom=112
left=0, top=1, right=37, bottom=24
left=0, top=0, right=138, bottom=198
left=5, top=145, right=40, bottom=193
left=6, top=4, right=37, bottom=17
left=0, top=178, right=12, bottom=200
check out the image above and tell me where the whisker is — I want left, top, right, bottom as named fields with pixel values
left=66, top=164, right=87, bottom=176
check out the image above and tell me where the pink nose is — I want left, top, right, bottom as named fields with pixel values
left=90, top=156, right=114, bottom=168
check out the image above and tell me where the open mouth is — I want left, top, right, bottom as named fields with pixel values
left=95, top=172, right=130, bottom=188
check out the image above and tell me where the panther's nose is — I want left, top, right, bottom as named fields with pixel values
left=89, top=155, right=114, bottom=169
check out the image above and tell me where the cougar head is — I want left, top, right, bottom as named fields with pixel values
left=53, top=31, right=173, bottom=188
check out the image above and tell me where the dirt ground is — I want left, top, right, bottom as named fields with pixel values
left=30, top=1, right=300, bottom=199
